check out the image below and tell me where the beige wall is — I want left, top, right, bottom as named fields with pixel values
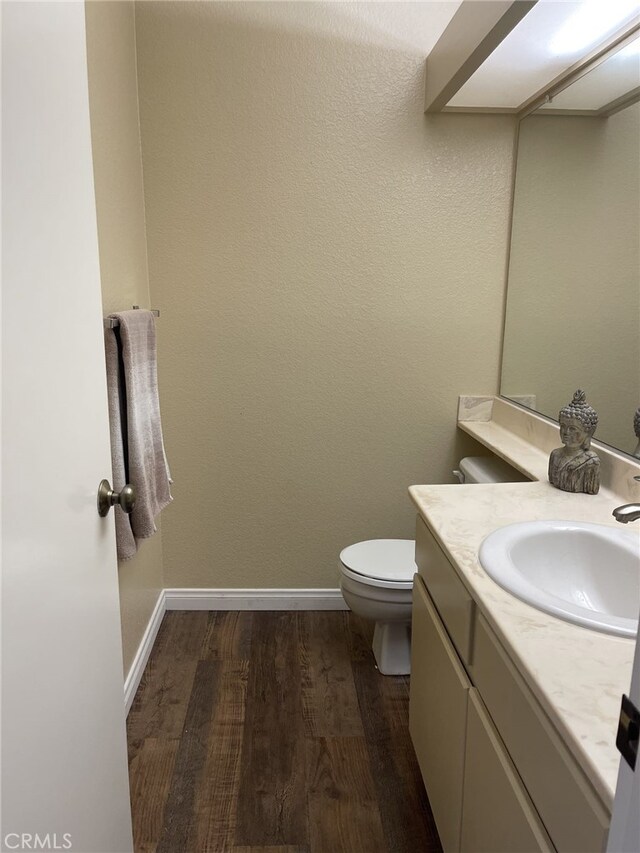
left=502, top=105, right=640, bottom=454
left=86, top=0, right=164, bottom=674
left=134, top=1, right=516, bottom=589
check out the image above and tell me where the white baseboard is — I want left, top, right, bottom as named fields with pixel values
left=164, top=587, right=349, bottom=611
left=124, top=590, right=166, bottom=715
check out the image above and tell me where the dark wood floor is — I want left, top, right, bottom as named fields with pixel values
left=127, top=610, right=442, bottom=853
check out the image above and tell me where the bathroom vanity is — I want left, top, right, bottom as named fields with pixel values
left=408, top=397, right=639, bottom=853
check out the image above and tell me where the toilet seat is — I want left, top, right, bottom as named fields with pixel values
left=339, top=539, right=416, bottom=589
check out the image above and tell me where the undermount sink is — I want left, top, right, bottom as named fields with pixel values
left=479, top=521, right=640, bottom=638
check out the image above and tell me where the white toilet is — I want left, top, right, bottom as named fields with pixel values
left=340, top=538, right=416, bottom=675
left=339, top=456, right=527, bottom=675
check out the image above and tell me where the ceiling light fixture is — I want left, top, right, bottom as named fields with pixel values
left=549, top=0, right=640, bottom=56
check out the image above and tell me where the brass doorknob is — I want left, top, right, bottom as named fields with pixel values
left=97, top=479, right=136, bottom=517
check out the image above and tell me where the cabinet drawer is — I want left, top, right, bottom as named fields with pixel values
left=415, top=515, right=475, bottom=666
left=461, top=690, right=555, bottom=853
left=410, top=575, right=471, bottom=853
left=473, top=614, right=609, bottom=853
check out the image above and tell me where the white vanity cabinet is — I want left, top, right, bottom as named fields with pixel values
left=410, top=516, right=610, bottom=853
left=410, top=573, right=470, bottom=852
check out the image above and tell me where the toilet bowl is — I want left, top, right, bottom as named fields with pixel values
left=339, top=539, right=416, bottom=675
left=340, top=457, right=527, bottom=676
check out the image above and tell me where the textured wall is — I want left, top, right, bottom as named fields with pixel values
left=502, top=106, right=640, bottom=454
left=135, top=1, right=516, bottom=589
left=86, top=0, right=164, bottom=674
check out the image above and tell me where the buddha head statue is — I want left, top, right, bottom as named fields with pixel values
left=558, top=389, right=598, bottom=451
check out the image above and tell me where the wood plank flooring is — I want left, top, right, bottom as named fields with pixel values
left=127, top=611, right=442, bottom=853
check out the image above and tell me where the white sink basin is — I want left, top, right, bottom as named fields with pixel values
left=479, top=521, right=639, bottom=638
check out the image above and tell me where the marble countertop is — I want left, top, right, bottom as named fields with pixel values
left=409, top=479, right=636, bottom=810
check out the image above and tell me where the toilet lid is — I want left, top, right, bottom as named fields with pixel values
left=339, top=539, right=416, bottom=586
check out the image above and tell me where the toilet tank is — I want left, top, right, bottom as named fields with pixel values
left=455, top=456, right=528, bottom=484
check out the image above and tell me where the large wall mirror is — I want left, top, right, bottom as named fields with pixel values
left=500, top=37, right=640, bottom=456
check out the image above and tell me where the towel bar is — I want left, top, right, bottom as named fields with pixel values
left=104, top=306, right=160, bottom=329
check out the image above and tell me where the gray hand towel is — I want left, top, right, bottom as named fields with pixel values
left=105, top=326, right=137, bottom=561
left=105, top=310, right=172, bottom=558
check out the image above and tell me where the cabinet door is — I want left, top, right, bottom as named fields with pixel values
left=473, top=614, right=609, bottom=852
left=461, top=690, right=555, bottom=853
left=410, top=575, right=471, bottom=852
